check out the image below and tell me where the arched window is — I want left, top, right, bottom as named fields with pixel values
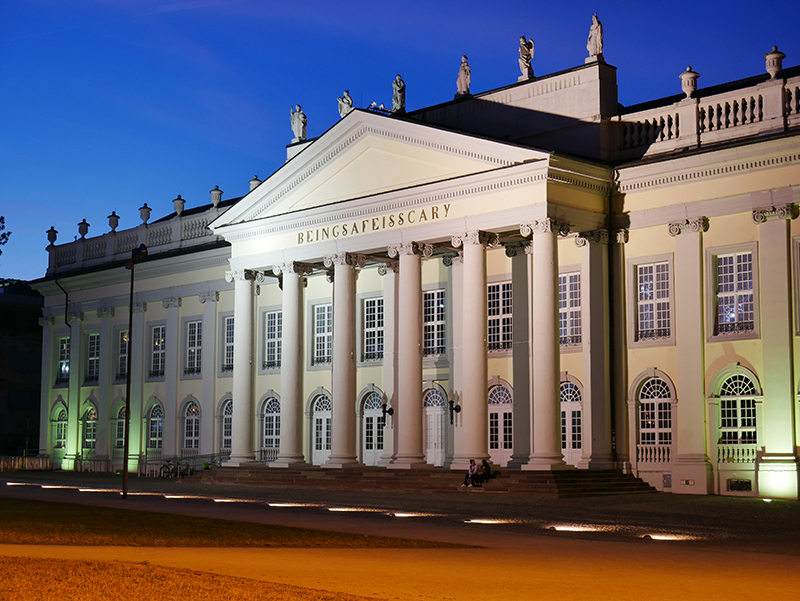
left=148, top=405, right=163, bottom=449
left=638, top=378, right=672, bottom=446
left=362, top=391, right=384, bottom=456
left=719, top=374, right=758, bottom=445
left=423, top=388, right=445, bottom=407
left=184, top=401, right=200, bottom=449
left=82, top=406, right=97, bottom=449
left=488, top=385, right=513, bottom=455
left=114, top=406, right=126, bottom=449
left=263, top=398, right=281, bottom=450
left=54, top=409, right=67, bottom=449
left=221, top=399, right=233, bottom=450
left=559, top=381, right=582, bottom=453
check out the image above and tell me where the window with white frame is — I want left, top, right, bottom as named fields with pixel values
left=560, top=381, right=582, bottom=450
left=83, top=406, right=97, bottom=449
left=221, top=399, right=233, bottom=450
left=150, top=325, right=166, bottom=378
left=115, top=406, right=126, bottom=449
left=423, top=289, right=446, bottom=356
left=635, top=262, right=671, bottom=341
left=714, top=250, right=755, bottom=336
left=54, top=409, right=67, bottom=448
left=56, top=337, right=70, bottom=386
left=313, top=303, right=333, bottom=365
left=116, top=330, right=129, bottom=381
left=185, top=320, right=202, bottom=375
left=264, top=311, right=282, bottom=369
left=488, top=385, right=513, bottom=451
left=362, top=297, right=384, bottom=361
left=148, top=405, right=163, bottom=449
left=222, top=316, right=234, bottom=372
left=184, top=401, right=200, bottom=449
left=638, top=378, right=673, bottom=445
left=719, top=374, right=758, bottom=445
left=558, top=272, right=581, bottom=346
left=488, top=282, right=512, bottom=351
left=263, top=398, right=281, bottom=450
left=84, top=333, right=100, bottom=384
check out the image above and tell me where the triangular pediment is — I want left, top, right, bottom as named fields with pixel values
left=212, top=110, right=546, bottom=229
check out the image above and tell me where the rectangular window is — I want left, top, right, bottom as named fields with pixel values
left=559, top=272, right=581, bottom=346
left=720, top=399, right=757, bottom=444
left=636, top=261, right=671, bottom=341
left=222, top=316, right=234, bottom=372
left=115, top=415, right=125, bottom=449
left=264, top=311, right=282, bottom=369
left=715, top=251, right=754, bottom=335
left=116, top=330, right=129, bottom=381
left=85, top=334, right=100, bottom=383
left=56, top=337, right=70, bottom=386
left=185, top=320, right=202, bottom=375
left=55, top=420, right=67, bottom=449
left=150, top=325, right=166, bottom=379
left=488, top=282, right=513, bottom=351
left=314, top=304, right=333, bottom=365
left=184, top=417, right=199, bottom=449
left=571, top=411, right=582, bottom=449
left=362, top=297, right=384, bottom=361
left=423, top=290, right=446, bottom=356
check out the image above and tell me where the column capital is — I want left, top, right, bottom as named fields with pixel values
left=443, top=251, right=463, bottom=266
left=67, top=311, right=84, bottom=323
left=39, top=316, right=55, bottom=326
left=612, top=229, right=629, bottom=244
left=451, top=230, right=499, bottom=248
left=225, top=269, right=256, bottom=283
left=273, top=261, right=314, bottom=276
left=323, top=252, right=366, bottom=268
left=198, top=291, right=219, bottom=304
left=162, top=297, right=182, bottom=309
left=520, top=219, right=570, bottom=237
left=752, top=203, right=797, bottom=223
left=668, top=217, right=708, bottom=236
left=96, top=306, right=115, bottom=318
left=133, top=301, right=147, bottom=314
left=503, top=242, right=529, bottom=257
left=387, top=242, right=433, bottom=258
left=575, top=229, right=609, bottom=247
left=378, top=260, right=399, bottom=275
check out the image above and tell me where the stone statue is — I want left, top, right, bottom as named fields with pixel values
left=290, top=105, right=307, bottom=142
left=456, top=55, right=471, bottom=96
left=391, top=74, right=406, bottom=113
left=587, top=13, right=603, bottom=58
left=518, top=36, right=534, bottom=80
left=337, top=90, right=354, bottom=118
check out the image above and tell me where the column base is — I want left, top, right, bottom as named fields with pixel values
left=322, top=455, right=360, bottom=469
left=672, top=454, right=713, bottom=495
left=585, top=453, right=616, bottom=470
left=388, top=455, right=428, bottom=469
left=222, top=455, right=260, bottom=468
left=449, top=454, right=490, bottom=471
left=270, top=455, right=307, bottom=468
left=521, top=454, right=570, bottom=471
left=757, top=455, right=799, bottom=500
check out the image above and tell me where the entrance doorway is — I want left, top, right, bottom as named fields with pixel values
left=488, top=385, right=513, bottom=466
left=311, top=394, right=332, bottom=465
left=361, top=391, right=385, bottom=466
left=423, top=388, right=446, bottom=466
left=560, top=380, right=583, bottom=467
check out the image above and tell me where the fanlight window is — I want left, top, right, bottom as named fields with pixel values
left=560, top=381, right=581, bottom=403
left=423, top=389, right=445, bottom=407
left=719, top=374, right=758, bottom=445
left=263, top=398, right=280, bottom=449
left=488, top=386, right=512, bottom=405
left=363, top=392, right=383, bottom=411
left=314, top=395, right=332, bottom=412
left=638, top=377, right=672, bottom=445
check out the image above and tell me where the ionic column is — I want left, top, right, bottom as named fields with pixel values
left=506, top=243, right=531, bottom=467
left=522, top=219, right=568, bottom=470
left=273, top=261, right=312, bottom=467
left=162, top=296, right=181, bottom=456
left=451, top=231, right=495, bottom=468
left=323, top=252, right=364, bottom=467
left=669, top=217, right=713, bottom=494
left=224, top=269, right=257, bottom=466
left=576, top=230, right=613, bottom=470
left=378, top=260, right=399, bottom=466
left=64, top=310, right=84, bottom=471
left=387, top=243, right=430, bottom=468
left=753, top=204, right=798, bottom=499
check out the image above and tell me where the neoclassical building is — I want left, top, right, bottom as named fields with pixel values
left=32, top=45, right=800, bottom=499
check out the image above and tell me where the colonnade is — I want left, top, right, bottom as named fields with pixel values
left=224, top=219, right=609, bottom=470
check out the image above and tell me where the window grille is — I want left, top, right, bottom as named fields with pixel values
left=314, top=304, right=333, bottom=364
left=263, top=398, right=281, bottom=449
left=636, top=261, right=671, bottom=341
left=488, top=282, right=513, bottom=351
left=85, top=334, right=100, bottom=383
left=718, top=374, right=758, bottom=445
left=184, top=401, right=200, bottom=449
left=185, top=321, right=202, bottom=375
left=223, top=316, right=235, bottom=372
left=423, top=290, right=446, bottom=356
left=715, top=251, right=754, bottom=335
left=362, top=298, right=384, bottom=361
left=264, top=311, right=282, bottom=369
left=150, top=325, right=166, bottom=378
left=558, top=272, right=581, bottom=345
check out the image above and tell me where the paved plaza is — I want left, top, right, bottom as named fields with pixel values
left=1, top=471, right=799, bottom=600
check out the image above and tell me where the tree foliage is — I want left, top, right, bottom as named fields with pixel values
left=0, top=216, right=9, bottom=259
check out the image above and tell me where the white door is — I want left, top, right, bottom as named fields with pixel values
left=560, top=381, right=583, bottom=467
left=488, top=385, right=513, bottom=466
left=362, top=392, right=385, bottom=466
left=423, top=388, right=446, bottom=466
left=312, top=395, right=332, bottom=465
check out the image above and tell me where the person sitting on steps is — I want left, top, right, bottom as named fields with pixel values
left=461, top=459, right=478, bottom=487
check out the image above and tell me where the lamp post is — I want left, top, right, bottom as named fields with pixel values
left=448, top=390, right=461, bottom=425
left=122, top=244, right=147, bottom=499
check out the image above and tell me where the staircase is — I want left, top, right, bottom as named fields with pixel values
left=187, top=466, right=657, bottom=499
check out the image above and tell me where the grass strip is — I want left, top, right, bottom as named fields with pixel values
left=0, top=556, right=379, bottom=601
left=0, top=498, right=454, bottom=548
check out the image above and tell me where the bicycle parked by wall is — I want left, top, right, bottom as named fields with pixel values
left=159, top=458, right=194, bottom=479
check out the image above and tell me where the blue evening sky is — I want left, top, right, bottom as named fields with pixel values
left=2, top=0, right=798, bottom=280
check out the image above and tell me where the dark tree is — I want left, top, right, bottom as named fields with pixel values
left=0, top=216, right=9, bottom=262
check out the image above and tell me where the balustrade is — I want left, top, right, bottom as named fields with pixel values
left=717, top=444, right=757, bottom=464
left=636, top=443, right=672, bottom=464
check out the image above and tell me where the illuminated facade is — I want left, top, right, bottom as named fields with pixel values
left=32, top=48, right=800, bottom=499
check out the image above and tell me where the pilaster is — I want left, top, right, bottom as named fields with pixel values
left=199, top=291, right=219, bottom=457
left=162, top=296, right=181, bottom=456
left=610, top=229, right=630, bottom=471
left=377, top=260, right=399, bottom=466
